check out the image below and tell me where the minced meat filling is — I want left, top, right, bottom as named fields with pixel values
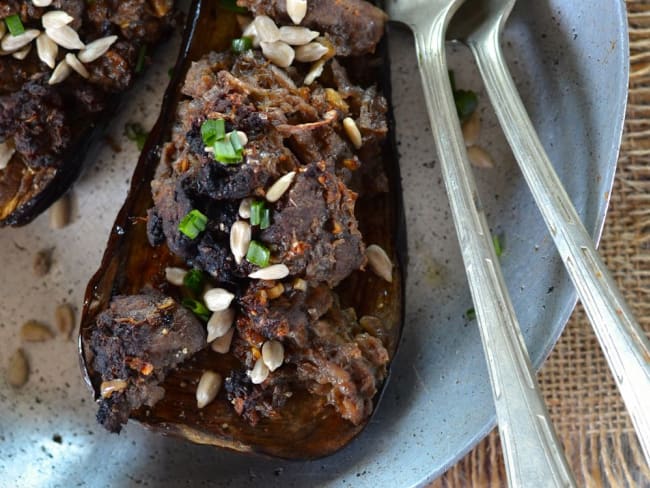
left=93, top=0, right=393, bottom=432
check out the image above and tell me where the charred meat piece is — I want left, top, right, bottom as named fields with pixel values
left=0, top=0, right=175, bottom=226
left=90, top=291, right=206, bottom=432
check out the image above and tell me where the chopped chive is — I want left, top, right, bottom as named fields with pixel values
left=219, top=0, right=248, bottom=13
left=5, top=14, right=25, bottom=36
left=246, top=240, right=270, bottom=267
left=231, top=37, right=253, bottom=54
left=178, top=209, right=208, bottom=239
left=183, top=269, right=205, bottom=295
left=466, top=307, right=476, bottom=321
left=260, top=207, right=271, bottom=230
left=250, top=200, right=264, bottom=226
left=135, top=45, right=147, bottom=74
left=454, top=89, right=478, bottom=121
left=229, top=131, right=243, bottom=155
left=493, top=234, right=503, bottom=258
left=124, top=122, right=148, bottom=150
left=214, top=139, right=242, bottom=164
left=182, top=298, right=210, bottom=322
left=201, top=119, right=226, bottom=146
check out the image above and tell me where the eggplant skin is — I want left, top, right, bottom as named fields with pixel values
left=0, top=0, right=177, bottom=227
left=79, top=0, right=406, bottom=460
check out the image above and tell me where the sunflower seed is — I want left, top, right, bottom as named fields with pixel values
left=165, top=267, right=187, bottom=286
left=33, top=249, right=52, bottom=277
left=211, top=327, right=235, bottom=354
left=65, top=53, right=89, bottom=78
left=366, top=244, right=393, bottom=283
left=238, top=197, right=253, bottom=219
left=36, top=32, right=57, bottom=68
left=262, top=340, right=284, bottom=372
left=286, top=0, right=308, bottom=24
left=1, top=29, right=40, bottom=52
left=253, top=15, right=281, bottom=43
left=49, top=192, right=71, bottom=228
left=33, top=0, right=53, bottom=6
left=207, top=308, right=235, bottom=342
left=78, top=35, right=117, bottom=63
left=46, top=25, right=84, bottom=50
left=48, top=58, right=71, bottom=85
left=462, top=110, right=481, bottom=147
left=294, top=42, right=328, bottom=62
left=12, top=44, right=31, bottom=60
left=248, top=358, right=270, bottom=384
left=279, top=26, right=318, bottom=46
left=343, top=117, right=363, bottom=149
left=203, top=288, right=235, bottom=312
left=100, top=379, right=128, bottom=398
left=260, top=41, right=294, bottom=68
left=467, top=145, right=494, bottom=169
left=230, top=220, right=251, bottom=264
left=265, top=171, right=296, bottom=202
left=21, top=320, right=54, bottom=342
left=234, top=130, right=248, bottom=146
left=292, top=277, right=307, bottom=292
left=303, top=58, right=325, bottom=85
left=196, top=370, right=222, bottom=408
left=0, top=140, right=15, bottom=170
left=7, top=349, right=29, bottom=388
left=249, top=264, right=290, bottom=280
left=55, top=303, right=75, bottom=339
left=42, top=10, right=74, bottom=29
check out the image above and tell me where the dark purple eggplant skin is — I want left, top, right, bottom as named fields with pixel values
left=79, top=0, right=406, bottom=460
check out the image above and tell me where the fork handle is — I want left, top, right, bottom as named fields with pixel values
left=468, top=27, right=650, bottom=466
left=412, top=13, right=575, bottom=488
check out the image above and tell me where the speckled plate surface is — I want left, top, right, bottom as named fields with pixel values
left=0, top=1, right=628, bottom=486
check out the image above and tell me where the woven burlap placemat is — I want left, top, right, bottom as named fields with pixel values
left=431, top=2, right=650, bottom=486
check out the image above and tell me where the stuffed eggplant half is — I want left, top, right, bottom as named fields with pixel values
left=80, top=0, right=404, bottom=459
left=0, top=0, right=175, bottom=227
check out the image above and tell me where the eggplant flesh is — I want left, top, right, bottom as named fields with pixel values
left=0, top=1, right=175, bottom=227
left=79, top=0, right=405, bottom=460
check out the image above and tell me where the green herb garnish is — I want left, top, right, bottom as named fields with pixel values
left=5, top=15, right=25, bottom=36
left=183, top=269, right=205, bottom=295
left=201, top=119, right=226, bottom=146
left=178, top=209, right=208, bottom=239
left=219, top=0, right=247, bottom=13
left=246, top=240, right=270, bottom=267
left=135, top=45, right=147, bottom=74
left=466, top=308, right=476, bottom=321
left=182, top=298, right=210, bottom=321
left=231, top=37, right=253, bottom=54
left=124, top=122, right=148, bottom=150
left=493, top=234, right=503, bottom=258
left=214, top=138, right=242, bottom=164
left=454, top=89, right=478, bottom=121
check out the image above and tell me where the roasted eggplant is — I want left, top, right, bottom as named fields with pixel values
left=0, top=0, right=176, bottom=227
left=79, top=0, right=405, bottom=459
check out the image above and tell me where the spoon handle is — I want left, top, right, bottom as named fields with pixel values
left=412, top=7, right=575, bottom=487
left=467, top=21, right=650, bottom=466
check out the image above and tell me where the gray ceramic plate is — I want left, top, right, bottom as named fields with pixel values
left=0, top=1, right=628, bottom=486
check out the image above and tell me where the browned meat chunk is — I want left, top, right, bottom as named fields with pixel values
left=90, top=292, right=206, bottom=432
left=237, top=0, right=387, bottom=56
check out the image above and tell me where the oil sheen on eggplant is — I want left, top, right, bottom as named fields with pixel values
left=0, top=1, right=174, bottom=227
left=79, top=0, right=405, bottom=459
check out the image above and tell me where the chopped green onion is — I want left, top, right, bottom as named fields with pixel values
left=135, top=45, right=147, bottom=74
left=246, top=240, right=270, bottom=267
left=250, top=200, right=264, bottom=226
left=182, top=298, right=210, bottom=322
left=124, top=122, right=148, bottom=150
left=5, top=14, right=25, bottom=36
left=178, top=209, right=208, bottom=239
left=229, top=131, right=243, bottom=155
left=493, top=234, right=503, bottom=258
left=466, top=307, right=476, bottom=321
left=231, top=37, right=253, bottom=54
left=260, top=207, right=271, bottom=230
left=201, top=119, right=226, bottom=146
left=454, top=89, right=478, bottom=121
left=219, top=0, right=248, bottom=13
left=214, top=139, right=242, bottom=164
left=183, top=269, right=205, bottom=295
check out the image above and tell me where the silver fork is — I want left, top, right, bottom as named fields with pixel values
left=386, top=0, right=575, bottom=486
left=449, top=0, right=650, bottom=466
